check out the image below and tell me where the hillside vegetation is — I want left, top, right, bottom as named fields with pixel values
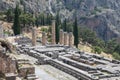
left=0, top=1, right=120, bottom=60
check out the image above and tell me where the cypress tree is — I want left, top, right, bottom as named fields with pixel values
left=73, top=16, right=79, bottom=48
left=13, top=5, right=21, bottom=35
left=35, top=17, right=39, bottom=27
left=63, top=18, right=67, bottom=32
left=55, top=12, right=61, bottom=44
left=39, top=13, right=45, bottom=25
left=46, top=13, right=50, bottom=25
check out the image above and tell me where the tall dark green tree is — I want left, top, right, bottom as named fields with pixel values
left=13, top=5, right=21, bottom=35
left=73, top=16, right=79, bottom=48
left=63, top=18, right=67, bottom=32
left=42, top=13, right=45, bottom=25
left=55, top=12, right=61, bottom=44
left=46, top=13, right=51, bottom=25
left=35, top=16, right=39, bottom=27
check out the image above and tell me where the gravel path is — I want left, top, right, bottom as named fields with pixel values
left=37, top=65, right=78, bottom=80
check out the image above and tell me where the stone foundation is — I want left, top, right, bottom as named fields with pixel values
left=18, top=60, right=35, bottom=77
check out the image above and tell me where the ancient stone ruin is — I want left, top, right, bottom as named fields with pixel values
left=32, top=27, right=37, bottom=46
left=51, top=20, right=56, bottom=45
left=42, top=32, right=47, bottom=45
left=59, top=29, right=64, bottom=45
left=0, top=24, right=3, bottom=38
left=0, top=51, right=17, bottom=76
left=69, top=32, right=74, bottom=47
left=59, top=29, right=74, bottom=47
left=64, top=32, right=69, bottom=45
left=49, top=20, right=74, bottom=47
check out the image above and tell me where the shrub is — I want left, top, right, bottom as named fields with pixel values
left=112, top=52, right=120, bottom=60
left=93, top=46, right=102, bottom=54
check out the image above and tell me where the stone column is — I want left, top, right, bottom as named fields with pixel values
left=0, top=25, right=3, bottom=38
left=64, top=32, right=69, bottom=45
left=32, top=27, right=37, bottom=46
left=0, top=42, right=3, bottom=53
left=61, top=30, right=64, bottom=45
left=59, top=29, right=64, bottom=45
left=42, top=32, right=47, bottom=45
left=51, top=20, right=56, bottom=44
left=59, top=29, right=62, bottom=44
left=69, top=32, right=74, bottom=47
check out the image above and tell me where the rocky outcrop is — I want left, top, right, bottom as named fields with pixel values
left=1, top=0, right=120, bottom=40
left=0, top=39, right=14, bottom=53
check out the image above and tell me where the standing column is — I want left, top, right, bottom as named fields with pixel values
left=32, top=27, right=37, bottom=46
left=67, top=33, right=69, bottom=45
left=42, top=32, right=47, bottom=45
left=64, top=32, right=69, bottom=45
left=0, top=25, right=3, bottom=38
left=69, top=32, right=74, bottom=47
left=0, top=42, right=3, bottom=53
left=59, top=29, right=64, bottom=44
left=61, top=30, right=64, bottom=45
left=51, top=20, right=56, bottom=44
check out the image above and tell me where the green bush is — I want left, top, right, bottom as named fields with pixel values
left=112, top=52, right=120, bottom=60
left=92, top=46, right=102, bottom=54
left=41, top=28, right=48, bottom=33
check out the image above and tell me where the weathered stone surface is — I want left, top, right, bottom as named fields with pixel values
left=0, top=53, right=17, bottom=74
left=64, top=32, right=69, bottom=45
left=16, top=59, right=35, bottom=77
left=5, top=73, right=16, bottom=80
left=59, top=29, right=64, bottom=45
left=32, top=27, right=37, bottom=46
left=69, top=32, right=74, bottom=47
left=0, top=39, right=13, bottom=53
left=42, top=32, right=47, bottom=45
left=51, top=20, right=56, bottom=44
left=0, top=25, right=3, bottom=38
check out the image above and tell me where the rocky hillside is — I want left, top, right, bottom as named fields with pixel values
left=1, top=0, right=120, bottom=41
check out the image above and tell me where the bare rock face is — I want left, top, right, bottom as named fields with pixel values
left=0, top=0, right=19, bottom=11
left=1, top=0, right=120, bottom=40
